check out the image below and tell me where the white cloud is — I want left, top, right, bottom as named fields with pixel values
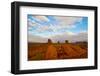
left=28, top=15, right=87, bottom=42
left=28, top=16, right=82, bottom=36
left=51, top=31, right=88, bottom=43
left=34, top=16, right=50, bottom=22
left=36, top=25, right=52, bottom=32
left=28, top=31, right=88, bottom=43
left=28, top=34, right=48, bottom=43
left=67, top=31, right=77, bottom=35
left=54, top=16, right=82, bottom=26
left=28, top=20, right=36, bottom=27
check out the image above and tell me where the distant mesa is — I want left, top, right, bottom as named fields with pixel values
left=65, top=40, right=69, bottom=43
left=48, top=39, right=52, bottom=44
left=47, top=39, right=86, bottom=44
left=57, top=41, right=60, bottom=44
left=47, top=39, right=69, bottom=44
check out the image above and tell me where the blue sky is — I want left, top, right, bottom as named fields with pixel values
left=28, top=15, right=88, bottom=38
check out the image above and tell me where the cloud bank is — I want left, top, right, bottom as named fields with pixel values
left=28, top=31, right=87, bottom=43
left=28, top=15, right=88, bottom=43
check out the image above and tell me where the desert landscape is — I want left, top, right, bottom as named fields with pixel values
left=27, top=15, right=88, bottom=61
left=28, top=39, right=88, bottom=61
